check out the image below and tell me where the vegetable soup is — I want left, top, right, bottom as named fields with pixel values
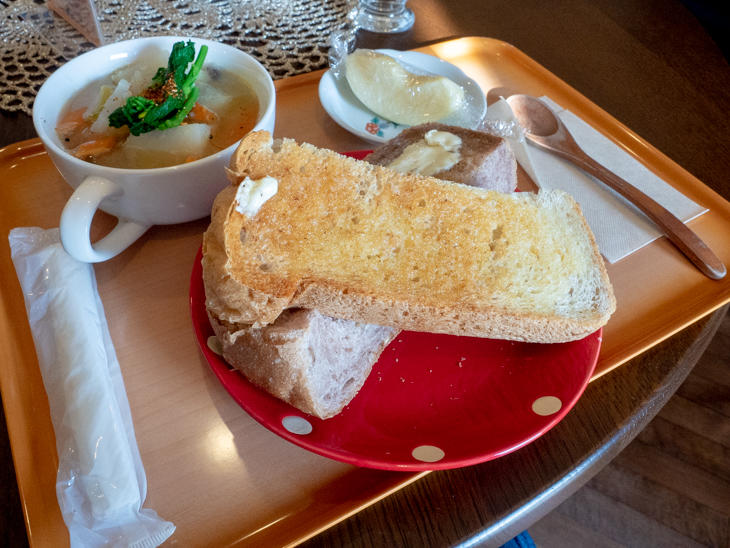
left=56, top=41, right=260, bottom=169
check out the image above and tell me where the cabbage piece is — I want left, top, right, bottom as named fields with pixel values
left=84, top=85, right=114, bottom=121
left=120, top=123, right=211, bottom=167
left=90, top=79, right=132, bottom=134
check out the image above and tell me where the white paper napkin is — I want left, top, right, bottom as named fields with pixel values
left=484, top=97, right=707, bottom=263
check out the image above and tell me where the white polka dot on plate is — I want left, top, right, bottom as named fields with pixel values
left=207, top=335, right=223, bottom=355
left=532, top=396, right=562, bottom=416
left=412, top=445, right=445, bottom=463
left=282, top=416, right=313, bottom=435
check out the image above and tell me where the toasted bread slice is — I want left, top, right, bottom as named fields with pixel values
left=203, top=198, right=398, bottom=419
left=209, top=131, right=615, bottom=343
left=204, top=130, right=507, bottom=420
left=366, top=122, right=517, bottom=192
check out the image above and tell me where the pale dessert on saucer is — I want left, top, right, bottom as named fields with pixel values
left=344, top=49, right=465, bottom=126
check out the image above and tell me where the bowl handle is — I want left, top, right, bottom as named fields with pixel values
left=60, top=176, right=150, bottom=263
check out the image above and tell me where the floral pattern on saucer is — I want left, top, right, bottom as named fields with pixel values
left=365, top=117, right=401, bottom=138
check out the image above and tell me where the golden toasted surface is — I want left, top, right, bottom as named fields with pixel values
left=209, top=131, right=615, bottom=342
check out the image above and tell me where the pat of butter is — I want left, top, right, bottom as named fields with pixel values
left=235, top=176, right=278, bottom=217
left=387, top=130, right=462, bottom=176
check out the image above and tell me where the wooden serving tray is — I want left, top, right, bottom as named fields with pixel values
left=1, top=37, right=729, bottom=547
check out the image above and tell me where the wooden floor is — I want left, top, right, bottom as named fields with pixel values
left=0, top=311, right=727, bottom=547
left=530, top=309, right=730, bottom=548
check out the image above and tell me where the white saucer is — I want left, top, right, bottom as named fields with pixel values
left=318, top=49, right=487, bottom=144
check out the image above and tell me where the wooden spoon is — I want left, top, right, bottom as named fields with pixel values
left=505, top=94, right=726, bottom=280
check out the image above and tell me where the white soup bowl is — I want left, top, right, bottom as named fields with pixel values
left=33, top=36, right=276, bottom=262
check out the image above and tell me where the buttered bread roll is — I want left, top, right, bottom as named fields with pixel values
left=366, top=123, right=517, bottom=193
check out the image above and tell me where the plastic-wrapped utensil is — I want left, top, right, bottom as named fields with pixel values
left=9, top=227, right=174, bottom=548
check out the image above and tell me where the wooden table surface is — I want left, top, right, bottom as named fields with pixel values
left=1, top=1, right=728, bottom=547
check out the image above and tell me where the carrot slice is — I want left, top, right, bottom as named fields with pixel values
left=187, top=102, right=218, bottom=124
left=73, top=135, right=118, bottom=160
left=56, top=107, right=89, bottom=139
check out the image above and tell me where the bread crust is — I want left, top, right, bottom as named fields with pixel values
left=207, top=131, right=615, bottom=343
left=207, top=309, right=397, bottom=419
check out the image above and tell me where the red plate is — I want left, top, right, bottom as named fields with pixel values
left=190, top=253, right=600, bottom=471
left=190, top=149, right=600, bottom=470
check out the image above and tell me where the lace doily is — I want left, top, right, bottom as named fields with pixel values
left=0, top=0, right=355, bottom=114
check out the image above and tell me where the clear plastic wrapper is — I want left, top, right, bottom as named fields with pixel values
left=9, top=227, right=175, bottom=548
left=479, top=97, right=523, bottom=140
left=479, top=97, right=529, bottom=171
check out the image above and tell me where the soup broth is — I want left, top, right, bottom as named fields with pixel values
left=56, top=52, right=260, bottom=169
